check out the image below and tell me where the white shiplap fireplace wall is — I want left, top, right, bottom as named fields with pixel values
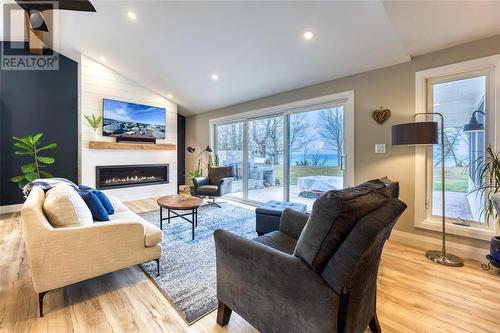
left=80, top=55, right=177, bottom=202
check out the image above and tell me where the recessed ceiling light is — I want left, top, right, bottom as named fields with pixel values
left=167, top=94, right=173, bottom=99
left=127, top=11, right=137, bottom=20
left=98, top=56, right=107, bottom=63
left=211, top=73, right=219, bottom=81
left=303, top=31, right=314, bottom=40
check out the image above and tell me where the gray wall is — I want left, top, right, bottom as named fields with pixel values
left=186, top=34, right=500, bottom=249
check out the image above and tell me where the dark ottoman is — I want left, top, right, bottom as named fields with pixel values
left=255, top=200, right=308, bottom=236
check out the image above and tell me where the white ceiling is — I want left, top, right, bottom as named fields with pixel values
left=4, top=1, right=500, bottom=115
left=382, top=0, right=500, bottom=57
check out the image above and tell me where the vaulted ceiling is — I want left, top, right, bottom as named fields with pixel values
left=3, top=1, right=500, bottom=115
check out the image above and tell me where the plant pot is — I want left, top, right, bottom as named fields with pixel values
left=490, top=236, right=500, bottom=263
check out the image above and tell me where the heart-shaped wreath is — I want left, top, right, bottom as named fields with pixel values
left=372, top=106, right=391, bottom=125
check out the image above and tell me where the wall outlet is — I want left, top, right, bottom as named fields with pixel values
left=375, top=144, right=386, bottom=154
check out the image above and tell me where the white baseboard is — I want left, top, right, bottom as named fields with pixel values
left=390, top=230, right=489, bottom=262
left=0, top=204, right=23, bottom=214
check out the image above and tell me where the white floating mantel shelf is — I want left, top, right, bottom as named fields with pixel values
left=89, top=141, right=176, bottom=151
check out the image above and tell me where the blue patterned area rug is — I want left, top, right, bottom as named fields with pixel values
left=139, top=202, right=257, bottom=325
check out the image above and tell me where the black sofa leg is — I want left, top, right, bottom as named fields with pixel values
left=216, top=301, right=232, bottom=326
left=39, top=291, right=49, bottom=317
left=155, top=258, right=160, bottom=276
left=369, top=313, right=382, bottom=333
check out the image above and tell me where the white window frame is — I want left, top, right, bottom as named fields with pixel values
left=415, top=55, right=500, bottom=240
left=209, top=90, right=355, bottom=205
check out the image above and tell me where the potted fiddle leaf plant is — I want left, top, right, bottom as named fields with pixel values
left=186, top=145, right=213, bottom=195
left=468, top=145, right=500, bottom=265
left=11, top=133, right=57, bottom=189
left=84, top=113, right=102, bottom=141
left=187, top=169, right=202, bottom=195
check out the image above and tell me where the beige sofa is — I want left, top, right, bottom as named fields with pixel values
left=21, top=186, right=162, bottom=317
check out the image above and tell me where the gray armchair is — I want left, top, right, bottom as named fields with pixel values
left=214, top=179, right=406, bottom=333
left=192, top=166, right=234, bottom=207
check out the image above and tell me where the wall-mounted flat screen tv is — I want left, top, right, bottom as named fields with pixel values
left=102, top=98, right=166, bottom=139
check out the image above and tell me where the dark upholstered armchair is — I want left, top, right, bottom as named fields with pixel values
left=214, top=179, right=406, bottom=333
left=192, top=166, right=234, bottom=207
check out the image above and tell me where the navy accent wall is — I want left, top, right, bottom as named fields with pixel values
left=177, top=113, right=186, bottom=191
left=0, top=42, right=78, bottom=205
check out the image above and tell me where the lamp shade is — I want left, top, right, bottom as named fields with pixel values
left=392, top=121, right=438, bottom=146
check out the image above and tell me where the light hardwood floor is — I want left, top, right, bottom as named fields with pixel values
left=1, top=198, right=499, bottom=333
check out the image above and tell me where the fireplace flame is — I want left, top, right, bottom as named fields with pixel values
left=104, top=175, right=162, bottom=184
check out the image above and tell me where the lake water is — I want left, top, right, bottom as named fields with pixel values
left=290, top=153, right=339, bottom=167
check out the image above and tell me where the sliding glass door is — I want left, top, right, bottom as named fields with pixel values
left=211, top=94, right=352, bottom=210
left=288, top=105, right=346, bottom=210
left=247, top=115, right=284, bottom=201
left=213, top=121, right=244, bottom=198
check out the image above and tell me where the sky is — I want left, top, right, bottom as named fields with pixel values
left=103, top=99, right=166, bottom=126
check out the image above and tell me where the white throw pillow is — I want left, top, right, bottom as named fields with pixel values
left=43, top=185, right=93, bottom=228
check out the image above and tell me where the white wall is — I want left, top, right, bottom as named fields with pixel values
left=80, top=55, right=177, bottom=202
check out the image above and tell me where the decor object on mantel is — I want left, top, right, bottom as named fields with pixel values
left=11, top=133, right=57, bottom=189
left=84, top=113, right=102, bottom=141
left=372, top=106, right=391, bottom=125
left=88, top=141, right=175, bottom=150
left=392, top=112, right=464, bottom=267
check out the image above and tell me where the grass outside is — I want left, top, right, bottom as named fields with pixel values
left=274, top=165, right=342, bottom=185
left=433, top=166, right=468, bottom=193
left=271, top=165, right=469, bottom=192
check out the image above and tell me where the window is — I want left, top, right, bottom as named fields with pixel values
left=415, top=55, right=500, bottom=239
left=428, top=75, right=487, bottom=225
left=210, top=91, right=354, bottom=210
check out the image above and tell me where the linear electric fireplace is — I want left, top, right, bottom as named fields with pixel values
left=96, top=164, right=169, bottom=189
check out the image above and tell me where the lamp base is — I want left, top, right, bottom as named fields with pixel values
left=426, top=250, right=464, bottom=267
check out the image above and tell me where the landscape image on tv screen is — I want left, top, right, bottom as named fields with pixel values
left=102, top=99, right=166, bottom=139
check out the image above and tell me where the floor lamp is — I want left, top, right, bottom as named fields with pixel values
left=392, top=112, right=464, bottom=267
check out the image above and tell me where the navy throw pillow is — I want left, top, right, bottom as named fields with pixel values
left=81, top=192, right=109, bottom=221
left=79, top=184, right=93, bottom=192
left=94, top=191, right=114, bottom=214
left=78, top=185, right=114, bottom=215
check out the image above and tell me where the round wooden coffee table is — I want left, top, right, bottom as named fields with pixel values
left=157, top=194, right=203, bottom=240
